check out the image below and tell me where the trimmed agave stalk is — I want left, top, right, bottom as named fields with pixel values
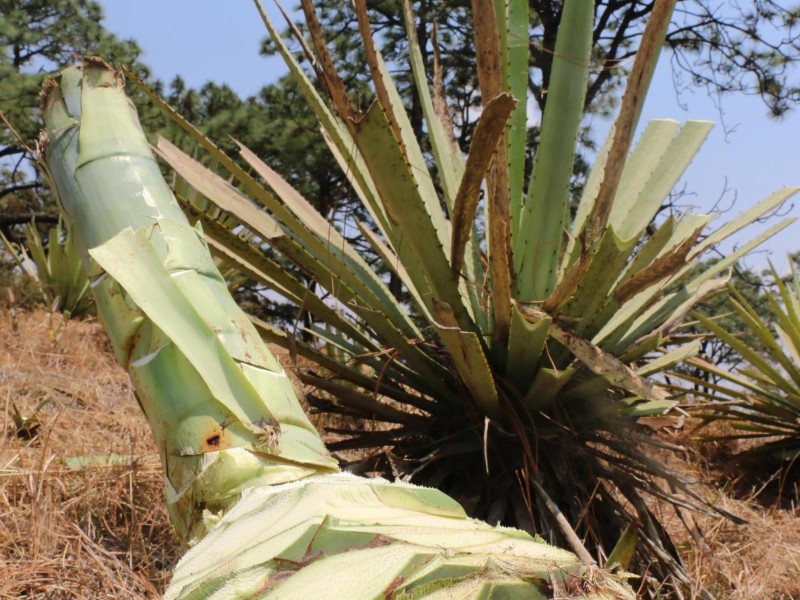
left=128, top=0, right=798, bottom=589
left=40, top=59, right=634, bottom=599
left=41, top=60, right=337, bottom=543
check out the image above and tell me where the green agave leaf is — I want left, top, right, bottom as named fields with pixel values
left=605, top=521, right=639, bottom=571
left=401, top=0, right=463, bottom=210
left=582, top=217, right=709, bottom=345
left=606, top=276, right=728, bottom=355
left=506, top=306, right=551, bottom=395
left=613, top=120, right=713, bottom=241
left=686, top=357, right=780, bottom=400
left=636, top=341, right=702, bottom=377
left=524, top=367, right=576, bottom=412
left=278, top=0, right=487, bottom=336
left=64, top=454, right=134, bottom=470
left=766, top=264, right=800, bottom=366
left=618, top=331, right=664, bottom=365
left=737, top=364, right=793, bottom=391
left=691, top=187, right=799, bottom=258
left=776, top=322, right=800, bottom=368
left=562, top=131, right=613, bottom=274
left=602, top=215, right=795, bottom=352
left=689, top=187, right=800, bottom=259
left=433, top=300, right=501, bottom=419
left=622, top=399, right=676, bottom=418
left=561, top=121, right=710, bottom=294
left=319, top=127, right=393, bottom=242
left=729, top=289, right=800, bottom=387
left=23, top=224, right=47, bottom=276
left=62, top=224, right=92, bottom=313
left=790, top=262, right=800, bottom=319
left=694, top=311, right=796, bottom=393
left=503, top=0, right=530, bottom=237
left=352, top=0, right=452, bottom=257
left=356, top=221, right=433, bottom=323
left=556, top=226, right=638, bottom=336
left=614, top=215, right=710, bottom=299
left=353, top=102, right=471, bottom=328
left=606, top=119, right=681, bottom=230
left=515, top=0, right=593, bottom=301
left=744, top=390, right=800, bottom=414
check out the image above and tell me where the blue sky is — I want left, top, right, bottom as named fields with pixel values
left=99, top=0, right=799, bottom=273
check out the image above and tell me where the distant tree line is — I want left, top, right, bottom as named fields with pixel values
left=2, top=0, right=798, bottom=350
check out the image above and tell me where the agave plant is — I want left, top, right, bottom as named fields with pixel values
left=1, top=217, right=93, bottom=317
left=123, top=0, right=798, bottom=591
left=691, top=260, right=800, bottom=461
left=40, top=58, right=640, bottom=599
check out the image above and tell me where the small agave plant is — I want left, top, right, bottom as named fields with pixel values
left=128, top=0, right=795, bottom=592
left=691, top=260, right=800, bottom=462
left=1, top=218, right=93, bottom=318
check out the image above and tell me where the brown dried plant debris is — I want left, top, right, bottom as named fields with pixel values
left=0, top=309, right=174, bottom=599
left=655, top=422, right=800, bottom=599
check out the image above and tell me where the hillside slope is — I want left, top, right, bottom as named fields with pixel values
left=1, top=308, right=798, bottom=598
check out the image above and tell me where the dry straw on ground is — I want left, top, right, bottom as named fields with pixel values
left=653, top=423, right=800, bottom=599
left=0, top=309, right=173, bottom=598
left=1, top=308, right=799, bottom=598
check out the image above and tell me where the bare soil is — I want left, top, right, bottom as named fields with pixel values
left=1, top=308, right=798, bottom=598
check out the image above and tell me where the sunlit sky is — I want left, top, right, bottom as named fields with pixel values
left=99, top=0, right=799, bottom=274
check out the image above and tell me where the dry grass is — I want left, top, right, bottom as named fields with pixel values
left=684, top=494, right=800, bottom=598
left=1, top=307, right=799, bottom=598
left=0, top=309, right=174, bottom=598
left=656, top=423, right=800, bottom=599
